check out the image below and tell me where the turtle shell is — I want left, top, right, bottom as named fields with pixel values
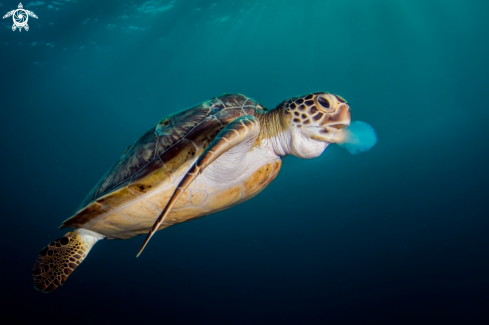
left=62, top=94, right=265, bottom=238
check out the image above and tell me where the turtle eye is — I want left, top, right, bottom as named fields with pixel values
left=318, top=97, right=330, bottom=109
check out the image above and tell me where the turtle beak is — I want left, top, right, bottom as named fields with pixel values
left=320, top=103, right=351, bottom=139
left=315, top=104, right=351, bottom=144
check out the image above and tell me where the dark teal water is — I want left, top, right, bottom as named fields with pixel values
left=1, top=0, right=488, bottom=323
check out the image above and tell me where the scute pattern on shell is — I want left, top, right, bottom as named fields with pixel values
left=77, top=94, right=260, bottom=211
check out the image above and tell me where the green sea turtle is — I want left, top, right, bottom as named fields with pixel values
left=32, top=92, right=354, bottom=292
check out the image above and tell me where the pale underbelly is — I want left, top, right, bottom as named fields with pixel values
left=82, top=158, right=282, bottom=239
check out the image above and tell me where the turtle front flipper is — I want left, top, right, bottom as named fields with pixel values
left=3, top=10, right=14, bottom=19
left=137, top=115, right=261, bottom=256
left=32, top=229, right=104, bottom=293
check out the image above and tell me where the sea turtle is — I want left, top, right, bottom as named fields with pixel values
left=2, top=3, right=38, bottom=32
left=32, top=92, right=352, bottom=292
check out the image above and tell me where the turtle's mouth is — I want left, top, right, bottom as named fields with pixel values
left=327, top=123, right=348, bottom=130
left=310, top=124, right=349, bottom=144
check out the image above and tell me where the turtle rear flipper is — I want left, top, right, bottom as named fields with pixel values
left=32, top=229, right=103, bottom=293
left=24, top=23, right=29, bottom=31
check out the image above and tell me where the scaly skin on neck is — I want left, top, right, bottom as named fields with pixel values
left=256, top=107, right=291, bottom=157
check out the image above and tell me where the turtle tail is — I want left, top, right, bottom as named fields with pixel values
left=32, top=229, right=104, bottom=293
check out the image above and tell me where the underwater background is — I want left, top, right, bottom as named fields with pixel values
left=1, top=0, right=488, bottom=323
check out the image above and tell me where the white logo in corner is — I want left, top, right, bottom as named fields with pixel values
left=3, top=3, right=38, bottom=32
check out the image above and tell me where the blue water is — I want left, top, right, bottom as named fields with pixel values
left=1, top=0, right=488, bottom=323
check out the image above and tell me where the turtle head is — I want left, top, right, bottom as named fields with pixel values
left=276, top=92, right=351, bottom=158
